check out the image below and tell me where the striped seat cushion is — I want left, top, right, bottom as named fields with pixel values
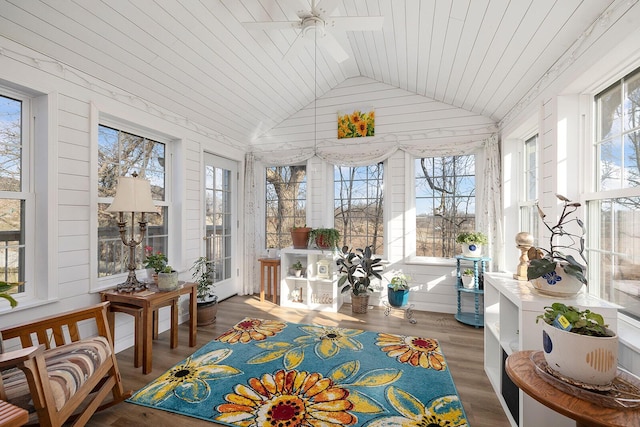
left=1, top=336, right=111, bottom=413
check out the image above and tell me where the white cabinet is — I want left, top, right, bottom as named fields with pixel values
left=483, top=273, right=619, bottom=427
left=279, top=248, right=343, bottom=312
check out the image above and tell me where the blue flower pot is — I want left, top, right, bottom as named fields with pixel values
left=387, top=287, right=409, bottom=307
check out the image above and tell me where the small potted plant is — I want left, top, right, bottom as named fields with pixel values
left=336, top=245, right=384, bottom=314
left=456, top=231, right=488, bottom=257
left=143, top=246, right=167, bottom=284
left=157, top=265, right=178, bottom=291
left=292, top=260, right=304, bottom=277
left=388, top=272, right=411, bottom=307
left=536, top=303, right=617, bottom=386
left=527, top=194, right=587, bottom=296
left=310, top=228, right=340, bottom=250
left=461, top=268, right=475, bottom=289
left=191, top=256, right=218, bottom=326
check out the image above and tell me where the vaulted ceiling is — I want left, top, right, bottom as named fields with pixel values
left=0, top=0, right=618, bottom=147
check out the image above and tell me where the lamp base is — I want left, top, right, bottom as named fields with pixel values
left=117, top=270, right=146, bottom=293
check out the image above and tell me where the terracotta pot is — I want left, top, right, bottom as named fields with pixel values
left=290, top=227, right=311, bottom=249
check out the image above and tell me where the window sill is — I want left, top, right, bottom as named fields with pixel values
left=0, top=297, right=60, bottom=316
left=405, top=257, right=458, bottom=267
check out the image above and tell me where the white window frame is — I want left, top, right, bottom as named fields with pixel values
left=519, top=134, right=539, bottom=237
left=0, top=84, right=57, bottom=312
left=92, top=113, right=173, bottom=291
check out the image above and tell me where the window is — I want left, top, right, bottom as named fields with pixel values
left=97, top=125, right=168, bottom=278
left=0, top=93, right=28, bottom=295
left=588, top=67, right=640, bottom=321
left=415, top=155, right=476, bottom=258
left=520, top=135, right=539, bottom=237
left=334, top=164, right=384, bottom=254
left=265, top=166, right=306, bottom=249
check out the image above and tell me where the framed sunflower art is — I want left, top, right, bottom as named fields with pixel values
left=337, top=107, right=375, bottom=139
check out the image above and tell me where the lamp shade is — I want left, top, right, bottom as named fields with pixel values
left=106, top=176, right=157, bottom=213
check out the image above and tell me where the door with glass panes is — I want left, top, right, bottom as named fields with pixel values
left=203, top=153, right=237, bottom=300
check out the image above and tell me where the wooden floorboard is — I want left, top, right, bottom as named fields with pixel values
left=88, top=295, right=511, bottom=426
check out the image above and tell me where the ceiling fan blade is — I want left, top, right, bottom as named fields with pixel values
left=315, top=0, right=341, bottom=16
left=243, top=21, right=301, bottom=31
left=317, top=32, right=349, bottom=63
left=282, top=32, right=308, bottom=61
left=327, top=16, right=384, bottom=31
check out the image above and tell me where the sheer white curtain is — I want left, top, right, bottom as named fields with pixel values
left=242, top=134, right=502, bottom=294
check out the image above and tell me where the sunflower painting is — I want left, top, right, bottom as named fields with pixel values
left=337, top=108, right=375, bottom=139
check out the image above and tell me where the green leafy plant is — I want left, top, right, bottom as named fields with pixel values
left=536, top=303, right=611, bottom=337
left=0, top=281, right=23, bottom=308
left=389, top=273, right=411, bottom=291
left=292, top=260, right=303, bottom=270
left=455, top=231, right=488, bottom=245
left=161, top=265, right=175, bottom=273
left=191, top=256, right=216, bottom=301
left=336, top=245, right=384, bottom=295
left=527, top=194, right=587, bottom=285
left=310, top=228, right=341, bottom=249
left=143, top=246, right=167, bottom=273
left=462, top=268, right=474, bottom=276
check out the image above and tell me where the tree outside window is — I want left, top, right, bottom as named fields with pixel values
left=97, top=125, right=168, bottom=277
left=588, top=67, right=640, bottom=321
left=0, top=94, right=26, bottom=292
left=334, top=164, right=384, bottom=254
left=415, top=155, right=476, bottom=258
left=265, top=166, right=306, bottom=249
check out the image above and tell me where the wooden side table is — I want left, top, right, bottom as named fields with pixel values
left=101, top=282, right=197, bottom=374
left=258, top=258, right=280, bottom=303
left=0, top=400, right=28, bottom=427
left=505, top=350, right=640, bottom=427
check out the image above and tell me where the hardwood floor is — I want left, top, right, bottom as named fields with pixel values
left=88, top=295, right=511, bottom=426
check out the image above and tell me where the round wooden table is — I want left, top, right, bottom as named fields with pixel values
left=505, top=350, right=640, bottom=427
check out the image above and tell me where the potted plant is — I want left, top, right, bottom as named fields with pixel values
left=290, top=225, right=312, bottom=249
left=387, top=272, right=411, bottom=307
left=336, top=245, right=384, bottom=314
left=310, top=227, right=340, bottom=250
left=157, top=265, right=179, bottom=291
left=191, top=256, right=218, bottom=326
left=292, top=260, right=304, bottom=277
left=143, top=246, right=167, bottom=284
left=461, top=268, right=475, bottom=289
left=536, top=303, right=617, bottom=386
left=527, top=194, right=587, bottom=297
left=456, top=231, right=488, bottom=257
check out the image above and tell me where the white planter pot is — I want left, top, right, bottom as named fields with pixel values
left=531, top=263, right=584, bottom=297
left=462, top=275, right=475, bottom=289
left=461, top=243, right=482, bottom=257
left=157, top=271, right=179, bottom=291
left=542, top=321, right=618, bottom=386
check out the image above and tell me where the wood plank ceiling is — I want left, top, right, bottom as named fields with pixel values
left=0, top=0, right=616, bottom=148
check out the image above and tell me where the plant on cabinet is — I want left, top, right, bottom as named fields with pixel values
left=309, top=227, right=340, bottom=250
left=461, top=268, right=475, bottom=289
left=527, top=194, right=587, bottom=297
left=292, top=260, right=304, bottom=277
left=191, top=256, right=218, bottom=326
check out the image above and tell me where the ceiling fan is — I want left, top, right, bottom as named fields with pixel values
left=242, top=0, right=384, bottom=63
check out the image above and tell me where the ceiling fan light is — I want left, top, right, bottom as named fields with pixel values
left=302, top=16, right=326, bottom=39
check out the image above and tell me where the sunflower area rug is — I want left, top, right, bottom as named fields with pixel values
left=128, top=318, right=469, bottom=427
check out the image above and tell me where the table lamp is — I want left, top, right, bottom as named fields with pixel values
left=106, top=173, right=157, bottom=292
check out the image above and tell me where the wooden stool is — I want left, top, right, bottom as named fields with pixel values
left=108, top=297, right=179, bottom=369
left=258, top=258, right=280, bottom=303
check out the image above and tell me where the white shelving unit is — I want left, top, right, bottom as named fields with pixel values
left=279, top=248, right=343, bottom=312
left=483, top=272, right=619, bottom=427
